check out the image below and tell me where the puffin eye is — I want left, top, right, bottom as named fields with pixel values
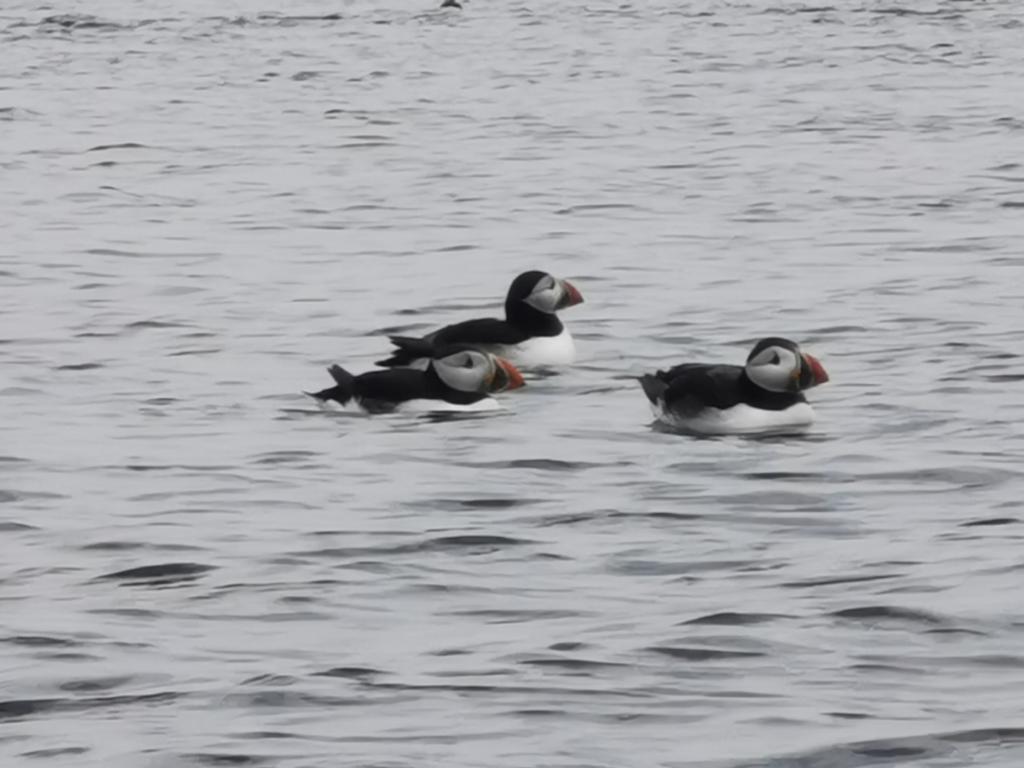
left=770, top=352, right=781, bottom=365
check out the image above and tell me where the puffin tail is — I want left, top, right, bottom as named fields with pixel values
left=375, top=336, right=434, bottom=368
left=639, top=374, right=668, bottom=405
left=307, top=364, right=356, bottom=405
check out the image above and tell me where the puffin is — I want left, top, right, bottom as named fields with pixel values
left=375, top=270, right=584, bottom=370
left=639, top=337, right=830, bottom=435
left=307, top=347, right=524, bottom=414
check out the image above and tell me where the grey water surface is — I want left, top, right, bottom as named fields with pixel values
left=3, top=0, right=1024, bottom=766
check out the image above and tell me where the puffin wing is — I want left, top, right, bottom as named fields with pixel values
left=662, top=364, right=744, bottom=413
left=656, top=363, right=704, bottom=384
left=353, top=368, right=431, bottom=410
left=377, top=336, right=436, bottom=367
left=430, top=318, right=528, bottom=346
left=377, top=318, right=525, bottom=367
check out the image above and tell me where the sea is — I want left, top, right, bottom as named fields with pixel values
left=2, top=0, right=1024, bottom=765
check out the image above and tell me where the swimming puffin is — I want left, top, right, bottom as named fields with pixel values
left=375, top=271, right=584, bottom=370
left=308, top=347, right=524, bottom=413
left=639, top=337, right=830, bottom=435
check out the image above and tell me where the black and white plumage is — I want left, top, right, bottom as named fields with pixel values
left=375, top=271, right=584, bottom=370
left=639, top=337, right=830, bottom=435
left=308, top=347, right=525, bottom=414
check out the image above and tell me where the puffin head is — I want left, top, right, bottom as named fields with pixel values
left=744, top=337, right=829, bottom=393
left=506, top=270, right=584, bottom=315
left=432, top=347, right=525, bottom=394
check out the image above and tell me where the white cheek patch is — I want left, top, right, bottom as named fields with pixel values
left=434, top=358, right=487, bottom=392
left=746, top=347, right=799, bottom=392
left=749, top=348, right=778, bottom=366
left=746, top=365, right=790, bottom=392
left=523, top=286, right=560, bottom=313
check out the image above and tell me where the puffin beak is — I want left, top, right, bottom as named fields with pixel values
left=489, top=357, right=525, bottom=392
left=555, top=279, right=584, bottom=310
left=801, top=353, right=830, bottom=387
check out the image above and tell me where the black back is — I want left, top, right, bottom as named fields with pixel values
left=376, top=319, right=527, bottom=367
left=649, top=364, right=806, bottom=413
left=430, top=317, right=532, bottom=347
left=352, top=366, right=487, bottom=411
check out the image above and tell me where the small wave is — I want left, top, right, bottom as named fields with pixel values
left=59, top=676, right=133, bottom=693
left=37, top=14, right=127, bottom=31
left=423, top=497, right=542, bottom=510
left=1, top=635, right=79, bottom=647
left=645, top=646, right=765, bottom=661
left=961, top=516, right=1018, bottom=527
left=81, top=541, right=204, bottom=553
left=20, top=747, right=89, bottom=758
left=97, top=562, right=216, bottom=586
left=54, top=362, right=104, bottom=371
left=0, top=691, right=180, bottom=722
left=86, top=142, right=150, bottom=151
left=681, top=612, right=790, bottom=626
left=829, top=605, right=948, bottom=626
left=314, top=666, right=385, bottom=680
left=0, top=520, right=38, bottom=531
left=181, top=753, right=270, bottom=766
left=740, top=726, right=1024, bottom=768
left=465, top=458, right=609, bottom=471
left=516, top=656, right=627, bottom=671
left=782, top=573, right=900, bottom=589
left=299, top=534, right=534, bottom=560
left=441, top=608, right=587, bottom=624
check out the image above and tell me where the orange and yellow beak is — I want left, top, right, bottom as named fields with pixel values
left=799, top=353, right=830, bottom=389
left=489, top=357, right=526, bottom=393
left=556, top=279, right=584, bottom=310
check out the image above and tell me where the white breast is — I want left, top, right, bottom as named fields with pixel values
left=398, top=397, right=501, bottom=413
left=503, top=328, right=576, bottom=368
left=309, top=395, right=501, bottom=414
left=651, top=401, right=815, bottom=436
left=394, top=329, right=575, bottom=371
